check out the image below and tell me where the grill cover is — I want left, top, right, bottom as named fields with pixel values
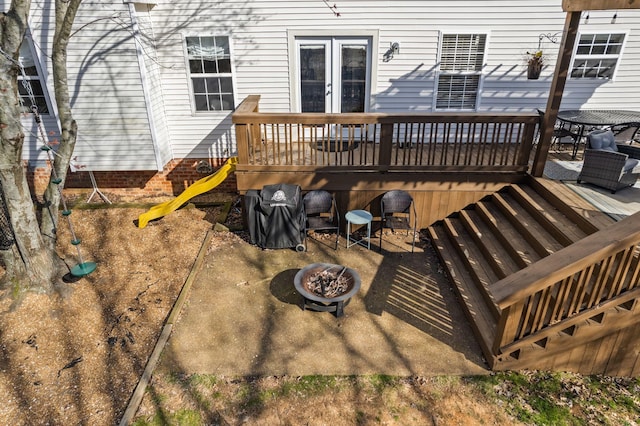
left=245, top=184, right=305, bottom=249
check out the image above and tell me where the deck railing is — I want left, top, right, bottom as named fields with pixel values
left=232, top=95, right=541, bottom=174
left=491, top=211, right=640, bottom=355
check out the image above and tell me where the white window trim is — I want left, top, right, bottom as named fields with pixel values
left=433, top=30, right=490, bottom=112
left=569, top=30, right=629, bottom=81
left=287, top=29, right=379, bottom=113
left=182, top=33, right=238, bottom=115
left=18, top=35, right=55, bottom=117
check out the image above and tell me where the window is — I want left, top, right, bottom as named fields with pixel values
left=186, top=35, right=235, bottom=112
left=571, top=33, right=625, bottom=79
left=435, top=33, right=486, bottom=110
left=18, top=41, right=49, bottom=114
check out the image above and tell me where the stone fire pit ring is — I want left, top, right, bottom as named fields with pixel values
left=294, top=263, right=361, bottom=317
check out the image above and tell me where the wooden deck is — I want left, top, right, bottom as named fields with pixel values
left=232, top=95, right=640, bottom=377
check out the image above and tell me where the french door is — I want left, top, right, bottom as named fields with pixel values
left=296, top=37, right=371, bottom=114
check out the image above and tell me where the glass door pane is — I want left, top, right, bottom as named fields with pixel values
left=300, top=45, right=327, bottom=113
left=340, top=45, right=367, bottom=113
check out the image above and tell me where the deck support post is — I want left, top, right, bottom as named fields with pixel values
left=531, top=11, right=581, bottom=177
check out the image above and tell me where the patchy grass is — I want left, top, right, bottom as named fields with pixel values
left=133, top=371, right=640, bottom=425
left=470, top=371, right=640, bottom=426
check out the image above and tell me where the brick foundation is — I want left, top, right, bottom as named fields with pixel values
left=27, top=158, right=238, bottom=201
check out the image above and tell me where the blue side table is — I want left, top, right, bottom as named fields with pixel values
left=345, top=209, right=373, bottom=249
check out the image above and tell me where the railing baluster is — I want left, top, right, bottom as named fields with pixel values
left=610, top=247, right=636, bottom=297
left=403, top=123, right=412, bottom=165
left=567, top=266, right=592, bottom=315
left=463, top=122, right=473, bottom=166
left=550, top=276, right=573, bottom=323
left=477, top=123, right=488, bottom=165
left=628, top=249, right=640, bottom=290
left=379, top=122, right=393, bottom=171
left=591, top=256, right=615, bottom=307
left=428, top=123, right=437, bottom=165
left=499, top=123, right=512, bottom=165
left=440, top=123, right=449, bottom=165
left=415, top=122, right=424, bottom=165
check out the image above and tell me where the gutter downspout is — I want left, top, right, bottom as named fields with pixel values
left=126, top=2, right=164, bottom=172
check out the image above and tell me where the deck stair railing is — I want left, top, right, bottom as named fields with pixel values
left=233, top=95, right=540, bottom=173
left=491, top=210, right=640, bottom=368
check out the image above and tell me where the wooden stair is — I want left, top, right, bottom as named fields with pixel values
left=427, top=178, right=631, bottom=370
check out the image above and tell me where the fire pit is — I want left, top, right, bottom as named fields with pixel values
left=294, top=263, right=361, bottom=317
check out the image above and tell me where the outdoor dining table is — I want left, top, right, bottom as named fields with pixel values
left=556, top=109, right=640, bottom=159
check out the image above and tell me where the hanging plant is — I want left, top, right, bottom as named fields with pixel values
left=526, top=50, right=546, bottom=80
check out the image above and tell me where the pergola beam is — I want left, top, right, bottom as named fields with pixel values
left=563, top=0, right=640, bottom=12
left=531, top=11, right=582, bottom=176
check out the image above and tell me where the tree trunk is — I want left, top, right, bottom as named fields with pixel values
left=40, top=0, right=83, bottom=251
left=0, top=0, right=58, bottom=293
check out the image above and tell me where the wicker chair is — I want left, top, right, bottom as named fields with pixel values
left=379, top=190, right=417, bottom=252
left=577, top=129, right=640, bottom=193
left=302, top=190, right=340, bottom=250
left=611, top=123, right=640, bottom=159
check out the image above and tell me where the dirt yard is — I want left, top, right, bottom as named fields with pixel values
left=0, top=194, right=225, bottom=425
left=0, top=193, right=638, bottom=425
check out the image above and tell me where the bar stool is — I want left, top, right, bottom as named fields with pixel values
left=345, top=209, right=373, bottom=249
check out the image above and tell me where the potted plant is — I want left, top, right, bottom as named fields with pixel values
left=526, top=50, right=545, bottom=80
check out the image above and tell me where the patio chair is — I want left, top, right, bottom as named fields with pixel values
left=611, top=123, right=640, bottom=158
left=577, top=129, right=640, bottom=193
left=611, top=123, right=640, bottom=143
left=302, top=190, right=340, bottom=250
left=379, top=190, right=417, bottom=252
left=536, top=109, right=580, bottom=152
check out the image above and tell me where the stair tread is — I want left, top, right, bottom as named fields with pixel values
left=527, top=177, right=615, bottom=231
left=460, top=209, right=522, bottom=277
left=442, top=218, right=501, bottom=309
left=476, top=200, right=542, bottom=265
left=516, top=185, right=593, bottom=242
left=428, top=224, right=497, bottom=359
left=493, top=192, right=566, bottom=255
left=508, top=185, right=589, bottom=245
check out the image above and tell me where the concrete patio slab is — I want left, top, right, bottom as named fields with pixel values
left=158, top=234, right=489, bottom=377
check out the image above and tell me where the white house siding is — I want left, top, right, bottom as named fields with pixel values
left=65, top=1, right=158, bottom=171
left=7, top=1, right=640, bottom=171
left=17, top=0, right=159, bottom=171
left=144, top=0, right=640, bottom=162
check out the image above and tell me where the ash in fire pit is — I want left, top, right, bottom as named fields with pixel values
left=306, top=267, right=351, bottom=298
left=294, top=263, right=361, bottom=317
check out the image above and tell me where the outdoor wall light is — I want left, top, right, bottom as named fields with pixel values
left=383, top=42, right=400, bottom=62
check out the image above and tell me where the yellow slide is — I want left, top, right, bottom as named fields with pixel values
left=137, top=157, right=238, bottom=229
